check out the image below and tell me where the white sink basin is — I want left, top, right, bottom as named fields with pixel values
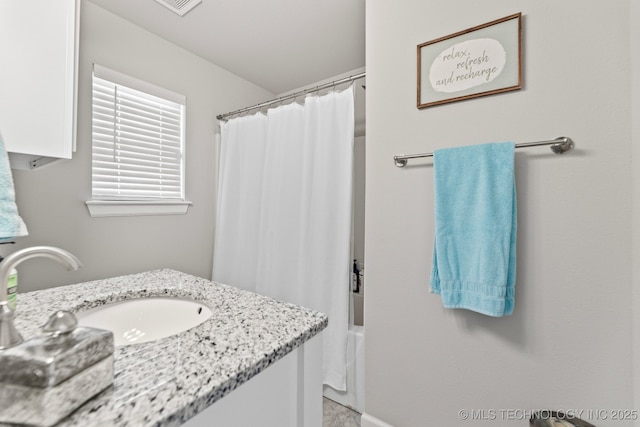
left=77, top=297, right=212, bottom=346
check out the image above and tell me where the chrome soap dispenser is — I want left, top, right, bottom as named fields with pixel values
left=0, top=246, right=115, bottom=426
left=0, top=311, right=114, bottom=426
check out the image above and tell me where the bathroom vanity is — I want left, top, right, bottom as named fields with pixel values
left=9, top=269, right=327, bottom=426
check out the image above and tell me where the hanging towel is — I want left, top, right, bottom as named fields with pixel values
left=0, top=133, right=28, bottom=242
left=430, top=142, right=516, bottom=317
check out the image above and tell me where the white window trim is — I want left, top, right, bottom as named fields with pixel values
left=85, top=200, right=192, bottom=217
left=86, top=64, right=191, bottom=217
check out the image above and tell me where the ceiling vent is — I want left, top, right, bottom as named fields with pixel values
left=154, top=0, right=202, bottom=17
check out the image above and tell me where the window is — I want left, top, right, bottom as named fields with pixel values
left=86, top=64, right=191, bottom=217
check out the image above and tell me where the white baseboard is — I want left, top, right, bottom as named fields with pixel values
left=361, top=412, right=395, bottom=427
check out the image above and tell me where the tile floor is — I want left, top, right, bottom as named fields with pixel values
left=323, top=397, right=361, bottom=427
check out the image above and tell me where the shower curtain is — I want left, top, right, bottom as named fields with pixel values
left=213, top=87, right=354, bottom=391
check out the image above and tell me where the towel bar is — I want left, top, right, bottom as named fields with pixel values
left=393, top=136, right=575, bottom=167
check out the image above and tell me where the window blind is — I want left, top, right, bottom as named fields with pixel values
left=91, top=65, right=186, bottom=200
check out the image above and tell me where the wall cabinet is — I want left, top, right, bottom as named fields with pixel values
left=0, top=0, right=79, bottom=169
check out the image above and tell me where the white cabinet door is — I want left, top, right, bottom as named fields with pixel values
left=0, top=0, right=78, bottom=161
left=184, top=333, right=323, bottom=427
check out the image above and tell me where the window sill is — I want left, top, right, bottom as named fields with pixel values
left=85, top=200, right=192, bottom=218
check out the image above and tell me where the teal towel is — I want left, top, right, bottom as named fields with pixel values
left=430, top=142, right=517, bottom=317
left=0, top=133, right=28, bottom=242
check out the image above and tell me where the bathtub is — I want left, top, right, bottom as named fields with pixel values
left=323, top=292, right=365, bottom=414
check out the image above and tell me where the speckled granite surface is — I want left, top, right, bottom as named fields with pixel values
left=10, top=269, right=328, bottom=426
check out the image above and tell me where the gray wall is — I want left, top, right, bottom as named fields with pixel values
left=365, top=1, right=634, bottom=426
left=632, top=0, right=640, bottom=418
left=6, top=1, right=273, bottom=291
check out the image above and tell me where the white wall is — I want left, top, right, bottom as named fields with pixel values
left=365, top=2, right=633, bottom=426
left=6, top=1, right=274, bottom=291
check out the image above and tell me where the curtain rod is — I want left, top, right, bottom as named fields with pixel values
left=393, top=137, right=575, bottom=167
left=216, top=72, right=366, bottom=121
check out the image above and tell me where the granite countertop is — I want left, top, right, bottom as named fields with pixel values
left=12, top=269, right=328, bottom=426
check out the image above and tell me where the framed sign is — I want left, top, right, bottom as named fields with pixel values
left=417, top=13, right=522, bottom=109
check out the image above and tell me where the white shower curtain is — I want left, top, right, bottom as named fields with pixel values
left=213, top=87, right=355, bottom=391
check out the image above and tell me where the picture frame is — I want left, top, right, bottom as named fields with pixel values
left=417, top=13, right=522, bottom=109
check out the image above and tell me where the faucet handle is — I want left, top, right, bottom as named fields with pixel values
left=0, top=302, right=23, bottom=349
left=41, top=311, right=78, bottom=337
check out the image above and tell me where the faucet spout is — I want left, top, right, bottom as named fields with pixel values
left=0, top=246, right=82, bottom=349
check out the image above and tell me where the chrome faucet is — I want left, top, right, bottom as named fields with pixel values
left=0, top=246, right=82, bottom=350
